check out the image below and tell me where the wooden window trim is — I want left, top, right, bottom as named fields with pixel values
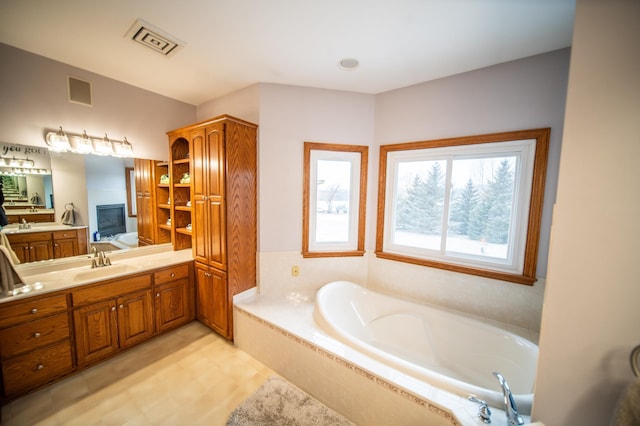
left=375, top=128, right=550, bottom=285
left=303, top=142, right=368, bottom=258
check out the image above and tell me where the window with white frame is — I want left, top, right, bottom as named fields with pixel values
left=376, top=129, right=549, bottom=284
left=303, top=142, right=368, bottom=257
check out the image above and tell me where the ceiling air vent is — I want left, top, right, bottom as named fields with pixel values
left=125, top=19, right=182, bottom=57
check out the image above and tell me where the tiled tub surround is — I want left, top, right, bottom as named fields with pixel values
left=258, top=251, right=543, bottom=337
left=247, top=251, right=543, bottom=425
left=234, top=290, right=534, bottom=426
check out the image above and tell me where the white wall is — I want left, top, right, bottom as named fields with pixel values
left=250, top=51, right=570, bottom=334
left=374, top=48, right=570, bottom=278
left=534, top=1, right=640, bottom=424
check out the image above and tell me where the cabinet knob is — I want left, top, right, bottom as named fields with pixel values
left=34, top=332, right=41, bottom=338
left=31, top=308, right=38, bottom=314
left=156, top=293, right=160, bottom=298
left=119, top=304, right=124, bottom=309
left=36, top=364, right=44, bottom=371
left=170, top=273, right=175, bottom=277
left=111, top=306, right=116, bottom=311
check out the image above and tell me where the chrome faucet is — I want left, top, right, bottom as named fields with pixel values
left=19, top=218, right=31, bottom=230
left=91, top=250, right=111, bottom=268
left=468, top=395, right=492, bottom=423
left=493, top=372, right=524, bottom=426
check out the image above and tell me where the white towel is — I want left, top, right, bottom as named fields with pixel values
left=0, top=245, right=24, bottom=296
left=611, top=377, right=640, bottom=426
left=0, top=233, right=20, bottom=265
left=61, top=205, right=75, bottom=225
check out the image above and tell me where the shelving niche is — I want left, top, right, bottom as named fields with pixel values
left=168, top=135, right=193, bottom=251
left=154, top=160, right=172, bottom=244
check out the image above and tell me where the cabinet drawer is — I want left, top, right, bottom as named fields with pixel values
left=0, top=313, right=70, bottom=360
left=0, top=293, right=68, bottom=329
left=52, top=230, right=77, bottom=239
left=6, top=232, right=53, bottom=243
left=71, top=274, right=152, bottom=306
left=154, top=264, right=190, bottom=285
left=1, top=340, right=73, bottom=397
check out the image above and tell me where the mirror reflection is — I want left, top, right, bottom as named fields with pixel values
left=0, top=142, right=164, bottom=265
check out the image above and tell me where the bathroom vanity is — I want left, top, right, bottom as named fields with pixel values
left=1, top=224, right=88, bottom=263
left=0, top=247, right=194, bottom=402
left=3, top=208, right=55, bottom=224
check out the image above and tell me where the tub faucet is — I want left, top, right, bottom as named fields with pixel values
left=493, top=372, right=524, bottom=426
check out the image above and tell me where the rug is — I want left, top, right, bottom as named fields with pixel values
left=227, top=376, right=355, bottom=425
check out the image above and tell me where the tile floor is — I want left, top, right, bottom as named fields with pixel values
left=1, top=322, right=276, bottom=426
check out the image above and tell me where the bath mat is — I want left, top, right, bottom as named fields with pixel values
left=227, top=376, right=354, bottom=426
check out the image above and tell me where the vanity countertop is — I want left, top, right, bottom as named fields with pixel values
left=4, top=209, right=55, bottom=215
left=1, top=223, right=87, bottom=234
left=1, top=247, right=194, bottom=304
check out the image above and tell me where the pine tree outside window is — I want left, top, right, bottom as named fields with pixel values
left=376, top=129, right=549, bottom=285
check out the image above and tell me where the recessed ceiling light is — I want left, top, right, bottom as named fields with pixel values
left=338, top=58, right=359, bottom=70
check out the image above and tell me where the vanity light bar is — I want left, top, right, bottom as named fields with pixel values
left=45, top=127, right=134, bottom=158
left=0, top=167, right=49, bottom=175
left=0, top=156, right=35, bottom=168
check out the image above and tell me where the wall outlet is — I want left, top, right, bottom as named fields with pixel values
left=291, top=265, right=300, bottom=277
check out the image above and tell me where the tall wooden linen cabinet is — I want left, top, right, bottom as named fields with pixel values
left=166, top=115, right=257, bottom=340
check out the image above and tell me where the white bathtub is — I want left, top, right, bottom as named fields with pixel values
left=110, top=232, right=139, bottom=249
left=313, top=280, right=538, bottom=414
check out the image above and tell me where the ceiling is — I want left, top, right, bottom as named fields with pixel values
left=0, top=0, right=575, bottom=106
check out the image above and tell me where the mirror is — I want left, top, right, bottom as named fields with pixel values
left=1, top=142, right=165, bottom=265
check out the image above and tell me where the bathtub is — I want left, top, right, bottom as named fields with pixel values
left=110, top=232, right=139, bottom=249
left=313, top=280, right=538, bottom=414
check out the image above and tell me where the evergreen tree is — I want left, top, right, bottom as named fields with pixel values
left=467, top=159, right=514, bottom=243
left=450, top=178, right=478, bottom=235
left=485, top=160, right=514, bottom=243
left=395, top=162, right=445, bottom=234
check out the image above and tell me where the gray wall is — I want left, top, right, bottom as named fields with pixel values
left=0, top=43, right=196, bottom=161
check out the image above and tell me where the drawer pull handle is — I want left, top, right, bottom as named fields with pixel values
left=34, top=332, right=41, bottom=338
left=31, top=308, right=38, bottom=314
left=36, top=364, right=44, bottom=371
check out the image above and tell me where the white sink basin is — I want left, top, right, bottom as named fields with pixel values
left=73, top=264, right=139, bottom=282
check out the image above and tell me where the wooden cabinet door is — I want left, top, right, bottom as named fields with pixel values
left=205, top=124, right=227, bottom=269
left=208, top=267, right=229, bottom=338
left=191, top=127, right=209, bottom=263
left=11, top=242, right=29, bottom=264
left=29, top=240, right=53, bottom=262
left=117, top=290, right=154, bottom=349
left=135, top=158, right=154, bottom=246
left=53, top=238, right=78, bottom=259
left=195, top=263, right=229, bottom=338
left=195, top=263, right=214, bottom=327
left=154, top=278, right=191, bottom=333
left=73, top=300, right=118, bottom=366
left=191, top=123, right=227, bottom=268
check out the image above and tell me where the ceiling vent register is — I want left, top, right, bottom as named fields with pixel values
left=126, top=19, right=182, bottom=57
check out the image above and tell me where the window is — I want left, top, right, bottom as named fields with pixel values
left=376, top=129, right=549, bottom=284
left=303, top=142, right=368, bottom=257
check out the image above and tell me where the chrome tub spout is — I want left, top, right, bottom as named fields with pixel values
left=493, top=372, right=524, bottom=426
